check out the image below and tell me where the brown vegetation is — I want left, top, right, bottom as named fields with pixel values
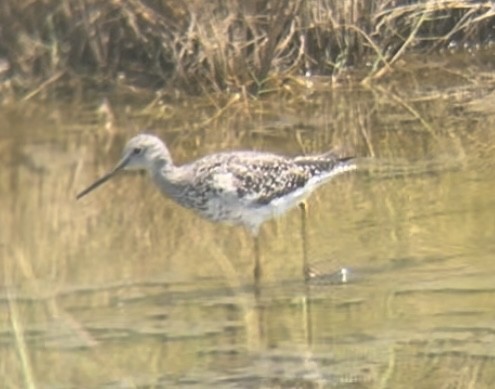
left=1, top=0, right=495, bottom=97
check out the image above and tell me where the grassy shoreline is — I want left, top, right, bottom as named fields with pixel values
left=1, top=0, right=494, bottom=98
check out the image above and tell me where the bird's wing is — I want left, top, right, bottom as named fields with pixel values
left=190, top=153, right=311, bottom=206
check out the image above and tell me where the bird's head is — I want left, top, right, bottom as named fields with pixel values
left=76, top=134, right=172, bottom=200
left=120, top=134, right=172, bottom=172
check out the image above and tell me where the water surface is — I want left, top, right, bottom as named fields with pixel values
left=2, top=79, right=495, bottom=388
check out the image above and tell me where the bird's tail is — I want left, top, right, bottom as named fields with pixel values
left=294, top=153, right=357, bottom=179
left=326, top=156, right=358, bottom=179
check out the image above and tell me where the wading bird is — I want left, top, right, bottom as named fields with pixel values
left=77, top=134, right=356, bottom=284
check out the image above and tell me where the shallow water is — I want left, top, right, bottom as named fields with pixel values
left=2, top=79, right=495, bottom=388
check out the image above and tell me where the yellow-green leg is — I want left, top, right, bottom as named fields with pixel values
left=299, top=201, right=314, bottom=345
left=253, top=234, right=261, bottom=286
left=299, top=201, right=310, bottom=280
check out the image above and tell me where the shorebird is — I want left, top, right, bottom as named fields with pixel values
left=77, top=134, right=357, bottom=283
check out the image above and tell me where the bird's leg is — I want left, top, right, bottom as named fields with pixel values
left=299, top=201, right=310, bottom=281
left=253, top=234, right=262, bottom=285
left=298, top=201, right=314, bottom=344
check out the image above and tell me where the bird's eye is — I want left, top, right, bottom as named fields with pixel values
left=133, top=147, right=142, bottom=155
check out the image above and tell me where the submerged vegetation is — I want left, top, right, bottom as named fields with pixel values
left=1, top=0, right=495, bottom=97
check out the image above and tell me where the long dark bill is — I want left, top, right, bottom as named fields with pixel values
left=76, top=153, right=132, bottom=200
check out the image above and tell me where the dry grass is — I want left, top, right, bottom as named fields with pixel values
left=1, top=0, right=494, bottom=97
